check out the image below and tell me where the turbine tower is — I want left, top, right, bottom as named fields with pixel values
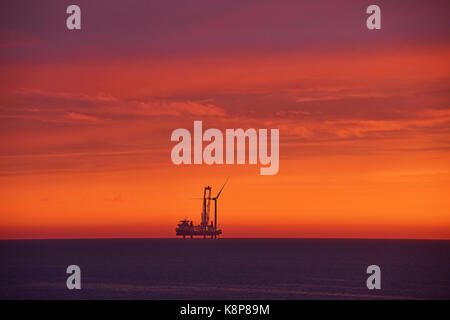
left=210, top=177, right=229, bottom=238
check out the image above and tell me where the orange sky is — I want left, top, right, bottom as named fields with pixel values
left=1, top=1, right=449, bottom=239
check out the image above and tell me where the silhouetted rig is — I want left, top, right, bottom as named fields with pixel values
left=176, top=179, right=228, bottom=239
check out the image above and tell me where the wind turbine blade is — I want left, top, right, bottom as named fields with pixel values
left=215, top=176, right=230, bottom=199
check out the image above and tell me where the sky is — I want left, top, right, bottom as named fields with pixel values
left=0, top=0, right=449, bottom=239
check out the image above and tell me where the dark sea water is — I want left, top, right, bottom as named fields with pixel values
left=0, top=239, right=449, bottom=300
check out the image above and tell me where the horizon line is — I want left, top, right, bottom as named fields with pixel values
left=1, top=236, right=449, bottom=241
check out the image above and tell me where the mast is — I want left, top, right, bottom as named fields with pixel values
left=214, top=199, right=217, bottom=238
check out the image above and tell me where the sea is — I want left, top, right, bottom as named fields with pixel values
left=0, top=239, right=449, bottom=299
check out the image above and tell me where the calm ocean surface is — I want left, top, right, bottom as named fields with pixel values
left=0, top=239, right=449, bottom=299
